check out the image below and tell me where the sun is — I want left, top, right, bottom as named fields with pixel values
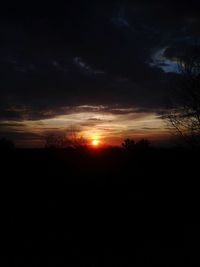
left=92, top=139, right=100, bottom=147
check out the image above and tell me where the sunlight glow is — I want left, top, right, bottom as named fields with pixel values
left=5, top=107, right=169, bottom=147
left=92, top=139, right=100, bottom=147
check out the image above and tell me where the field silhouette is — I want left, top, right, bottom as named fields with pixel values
left=2, top=145, right=200, bottom=266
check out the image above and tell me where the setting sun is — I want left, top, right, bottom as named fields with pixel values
left=92, top=139, right=100, bottom=147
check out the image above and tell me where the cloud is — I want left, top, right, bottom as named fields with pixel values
left=73, top=57, right=105, bottom=76
left=149, top=47, right=180, bottom=73
left=0, top=105, right=169, bottom=146
left=1, top=2, right=198, bottom=119
left=0, top=1, right=200, bottom=146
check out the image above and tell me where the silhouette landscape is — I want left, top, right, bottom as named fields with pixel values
left=1, top=1, right=200, bottom=266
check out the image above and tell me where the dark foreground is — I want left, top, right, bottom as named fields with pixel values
left=2, top=147, right=200, bottom=266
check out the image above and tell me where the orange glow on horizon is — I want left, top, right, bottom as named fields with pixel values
left=4, top=106, right=170, bottom=148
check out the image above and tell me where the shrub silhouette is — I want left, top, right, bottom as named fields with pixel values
left=122, top=138, right=150, bottom=151
left=135, top=139, right=150, bottom=150
left=122, top=138, right=135, bottom=150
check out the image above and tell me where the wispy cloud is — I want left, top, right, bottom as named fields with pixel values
left=149, top=47, right=180, bottom=73
left=0, top=106, right=168, bottom=147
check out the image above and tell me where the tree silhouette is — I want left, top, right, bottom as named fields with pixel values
left=164, top=46, right=200, bottom=146
left=44, top=134, right=70, bottom=149
left=122, top=138, right=150, bottom=151
left=68, top=128, right=87, bottom=149
left=44, top=129, right=87, bottom=149
left=122, top=138, right=135, bottom=150
left=135, top=139, right=150, bottom=150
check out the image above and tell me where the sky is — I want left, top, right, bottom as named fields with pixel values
left=1, top=0, right=200, bottom=147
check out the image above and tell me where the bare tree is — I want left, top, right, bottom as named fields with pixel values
left=44, top=133, right=70, bottom=149
left=164, top=46, right=200, bottom=146
left=44, top=128, right=87, bottom=149
left=68, top=128, right=87, bottom=149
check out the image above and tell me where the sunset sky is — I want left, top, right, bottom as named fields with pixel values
left=1, top=1, right=200, bottom=147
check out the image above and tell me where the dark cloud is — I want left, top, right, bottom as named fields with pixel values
left=1, top=1, right=200, bottom=122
